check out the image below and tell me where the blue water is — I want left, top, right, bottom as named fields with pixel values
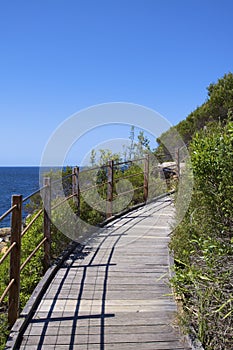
left=0, top=167, right=40, bottom=228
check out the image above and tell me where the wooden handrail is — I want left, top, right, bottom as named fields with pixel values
left=20, top=237, right=47, bottom=272
left=0, top=204, right=17, bottom=222
left=115, top=171, right=143, bottom=181
left=0, top=242, right=16, bottom=265
left=79, top=181, right=109, bottom=193
left=0, top=279, right=15, bottom=304
left=0, top=155, right=158, bottom=329
left=22, top=188, right=41, bottom=203
left=51, top=193, right=75, bottom=210
left=21, top=209, right=43, bottom=238
left=113, top=185, right=144, bottom=199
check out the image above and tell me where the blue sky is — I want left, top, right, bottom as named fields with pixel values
left=0, top=0, right=233, bottom=166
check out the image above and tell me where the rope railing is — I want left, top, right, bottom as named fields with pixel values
left=0, top=152, right=181, bottom=328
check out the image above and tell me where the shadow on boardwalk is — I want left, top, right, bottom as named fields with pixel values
left=9, top=196, right=192, bottom=350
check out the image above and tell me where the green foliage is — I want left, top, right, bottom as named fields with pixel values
left=25, top=193, right=42, bottom=214
left=191, top=121, right=233, bottom=238
left=80, top=199, right=105, bottom=225
left=156, top=72, right=233, bottom=159
left=79, top=162, right=146, bottom=222
left=155, top=126, right=184, bottom=161
left=0, top=256, right=10, bottom=350
left=90, top=127, right=152, bottom=165
left=0, top=313, right=9, bottom=350
left=92, top=149, right=122, bottom=167
left=207, top=72, right=233, bottom=121
left=157, top=74, right=233, bottom=348
left=90, top=149, right=96, bottom=167
left=100, top=150, right=122, bottom=165
left=51, top=220, right=72, bottom=259
left=116, top=163, right=144, bottom=207
left=20, top=214, right=44, bottom=307
left=179, top=72, right=233, bottom=142
left=170, top=119, right=233, bottom=349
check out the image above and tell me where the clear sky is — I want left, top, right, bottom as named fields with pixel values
left=0, top=0, right=233, bottom=166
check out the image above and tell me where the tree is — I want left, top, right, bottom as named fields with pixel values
left=137, top=131, right=150, bottom=154
left=98, top=149, right=122, bottom=166
left=90, top=149, right=96, bottom=167
left=206, top=72, right=233, bottom=121
left=129, top=125, right=135, bottom=160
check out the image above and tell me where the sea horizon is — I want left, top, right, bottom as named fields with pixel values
left=0, top=167, right=42, bottom=227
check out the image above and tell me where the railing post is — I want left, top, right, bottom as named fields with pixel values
left=43, top=177, right=51, bottom=273
left=175, top=148, right=180, bottom=178
left=72, top=166, right=80, bottom=216
left=8, top=194, right=22, bottom=327
left=106, top=160, right=114, bottom=218
left=143, top=155, right=149, bottom=202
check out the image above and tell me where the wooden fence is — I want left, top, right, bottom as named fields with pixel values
left=0, top=156, right=151, bottom=327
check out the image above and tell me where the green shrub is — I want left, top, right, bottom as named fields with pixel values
left=170, top=120, right=233, bottom=349
left=0, top=313, right=9, bottom=350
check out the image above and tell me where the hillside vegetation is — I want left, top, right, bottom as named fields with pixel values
left=169, top=73, right=233, bottom=349
left=155, top=72, right=233, bottom=160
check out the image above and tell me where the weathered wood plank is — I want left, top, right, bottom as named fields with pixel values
left=18, top=197, right=191, bottom=350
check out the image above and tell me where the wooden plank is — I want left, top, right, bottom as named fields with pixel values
left=17, top=197, right=191, bottom=350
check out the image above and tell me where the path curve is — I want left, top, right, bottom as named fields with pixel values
left=15, top=196, right=191, bottom=349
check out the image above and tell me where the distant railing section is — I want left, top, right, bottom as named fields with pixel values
left=0, top=152, right=181, bottom=328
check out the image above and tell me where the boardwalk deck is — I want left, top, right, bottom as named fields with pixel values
left=17, top=196, right=191, bottom=350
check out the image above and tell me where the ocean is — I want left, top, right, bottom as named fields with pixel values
left=0, top=167, right=40, bottom=228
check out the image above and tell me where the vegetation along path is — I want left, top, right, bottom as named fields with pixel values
left=13, top=196, right=192, bottom=349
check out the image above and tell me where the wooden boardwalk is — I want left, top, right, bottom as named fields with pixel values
left=18, top=196, right=191, bottom=350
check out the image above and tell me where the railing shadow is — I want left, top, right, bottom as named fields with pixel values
left=17, top=196, right=172, bottom=349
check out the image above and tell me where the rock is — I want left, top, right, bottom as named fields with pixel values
left=0, top=227, right=11, bottom=237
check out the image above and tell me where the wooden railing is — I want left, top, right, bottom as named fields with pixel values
left=0, top=156, right=152, bottom=327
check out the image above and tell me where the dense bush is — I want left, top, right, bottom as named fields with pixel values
left=156, top=72, right=233, bottom=158
left=170, top=120, right=233, bottom=349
